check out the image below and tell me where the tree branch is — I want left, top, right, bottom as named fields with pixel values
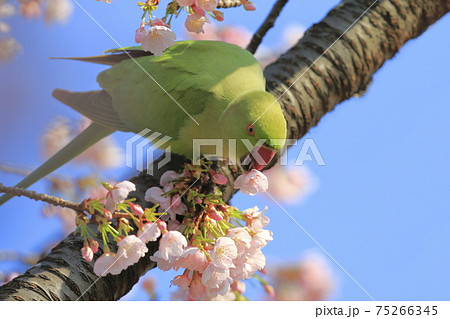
left=0, top=0, right=448, bottom=300
left=0, top=183, right=84, bottom=212
left=246, top=0, right=290, bottom=54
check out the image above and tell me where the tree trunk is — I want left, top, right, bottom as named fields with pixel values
left=0, top=0, right=448, bottom=301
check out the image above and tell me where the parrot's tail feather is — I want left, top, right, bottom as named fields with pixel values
left=49, top=51, right=150, bottom=66
left=52, top=89, right=130, bottom=132
left=0, top=123, right=116, bottom=206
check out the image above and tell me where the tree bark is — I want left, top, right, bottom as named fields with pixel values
left=0, top=0, right=448, bottom=301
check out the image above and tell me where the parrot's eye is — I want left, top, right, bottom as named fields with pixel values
left=246, top=123, right=255, bottom=136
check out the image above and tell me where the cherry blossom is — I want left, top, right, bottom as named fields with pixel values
left=172, top=273, right=191, bottom=290
left=160, top=170, right=184, bottom=187
left=251, top=229, right=273, bottom=250
left=141, top=25, right=176, bottom=56
left=45, top=0, right=73, bottom=24
left=150, top=250, right=176, bottom=271
left=195, top=0, right=218, bottom=12
left=116, top=235, right=148, bottom=267
left=105, top=181, right=136, bottom=212
left=145, top=186, right=187, bottom=219
left=158, top=231, right=188, bottom=260
left=241, top=0, right=256, bottom=11
left=201, top=263, right=233, bottom=292
left=189, top=274, right=207, bottom=300
left=175, top=246, right=209, bottom=272
left=243, top=206, right=269, bottom=230
left=177, top=0, right=194, bottom=6
left=93, top=253, right=124, bottom=276
left=226, top=227, right=252, bottom=257
left=89, top=239, right=99, bottom=253
left=185, top=13, right=209, bottom=34
left=212, top=9, right=224, bottom=22
left=264, top=165, right=315, bottom=204
left=137, top=222, right=161, bottom=243
left=135, top=27, right=146, bottom=43
left=167, top=219, right=181, bottom=231
left=129, top=202, right=144, bottom=216
left=210, top=237, right=238, bottom=268
left=81, top=244, right=93, bottom=262
left=230, top=249, right=266, bottom=280
left=234, top=169, right=269, bottom=195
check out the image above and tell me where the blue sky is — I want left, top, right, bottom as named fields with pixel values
left=0, top=1, right=449, bottom=300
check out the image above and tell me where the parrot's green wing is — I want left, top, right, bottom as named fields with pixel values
left=97, top=41, right=266, bottom=141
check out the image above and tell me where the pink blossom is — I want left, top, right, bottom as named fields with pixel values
left=137, top=222, right=161, bottom=243
left=145, top=187, right=187, bottom=219
left=141, top=25, right=176, bottom=56
left=151, top=18, right=169, bottom=27
left=209, top=289, right=235, bottom=300
left=185, top=13, right=209, bottom=34
left=93, top=253, right=124, bottom=276
left=172, top=274, right=191, bottom=290
left=206, top=206, right=223, bottom=221
left=150, top=251, right=175, bottom=271
left=195, top=0, right=218, bottom=12
left=211, top=172, right=227, bottom=185
left=116, top=235, right=148, bottom=267
left=189, top=274, right=207, bottom=300
left=168, top=219, right=181, bottom=231
left=45, top=0, right=73, bottom=24
left=210, top=237, right=238, bottom=269
left=135, top=27, right=146, bottom=43
left=234, top=169, right=268, bottom=195
left=212, top=9, right=224, bottom=21
left=177, top=0, right=194, bottom=6
left=102, top=208, right=113, bottom=220
left=230, top=250, right=266, bottom=280
left=157, top=220, right=168, bottom=232
left=89, top=239, right=99, bottom=253
left=241, top=0, right=256, bottom=11
left=105, top=181, right=136, bottom=212
left=160, top=170, right=184, bottom=187
left=251, top=229, right=273, bottom=249
left=269, top=253, right=334, bottom=300
left=145, top=187, right=168, bottom=206
left=264, top=165, right=315, bottom=204
left=81, top=244, right=93, bottom=262
left=171, top=194, right=181, bottom=209
left=243, top=206, right=269, bottom=230
left=201, top=263, right=233, bottom=290
left=20, top=0, right=42, bottom=18
left=227, top=227, right=252, bottom=257
left=175, top=246, right=208, bottom=272
left=158, top=231, right=188, bottom=260
left=129, top=202, right=144, bottom=216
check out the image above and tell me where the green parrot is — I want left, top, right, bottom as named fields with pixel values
left=0, top=40, right=286, bottom=205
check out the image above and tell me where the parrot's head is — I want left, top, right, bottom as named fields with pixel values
left=219, top=91, right=287, bottom=170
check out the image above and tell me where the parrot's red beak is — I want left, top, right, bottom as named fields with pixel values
left=248, top=145, right=277, bottom=171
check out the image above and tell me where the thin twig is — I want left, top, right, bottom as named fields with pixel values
left=246, top=0, right=290, bottom=54
left=0, top=183, right=84, bottom=211
left=217, top=0, right=242, bottom=8
left=0, top=183, right=140, bottom=219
